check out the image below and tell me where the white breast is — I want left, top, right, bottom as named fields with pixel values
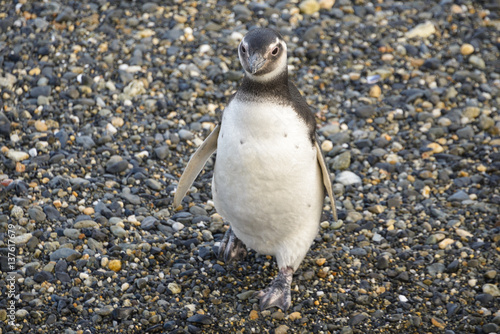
left=213, top=98, right=324, bottom=270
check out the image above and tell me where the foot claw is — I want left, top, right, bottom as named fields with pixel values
left=218, top=226, right=247, bottom=263
left=257, top=267, right=293, bottom=311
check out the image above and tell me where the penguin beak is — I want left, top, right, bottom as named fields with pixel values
left=248, top=53, right=266, bottom=74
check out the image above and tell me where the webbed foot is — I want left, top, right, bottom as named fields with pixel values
left=218, top=226, right=247, bottom=263
left=256, top=267, right=293, bottom=311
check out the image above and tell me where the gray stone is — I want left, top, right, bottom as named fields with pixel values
left=427, top=263, right=445, bottom=276
left=331, top=151, right=351, bottom=170
left=141, top=216, right=158, bottom=230
left=28, top=206, right=46, bottom=222
left=50, top=248, right=82, bottom=261
left=448, top=190, right=470, bottom=202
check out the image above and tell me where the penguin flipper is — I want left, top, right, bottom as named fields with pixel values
left=315, top=139, right=338, bottom=221
left=173, top=125, right=220, bottom=208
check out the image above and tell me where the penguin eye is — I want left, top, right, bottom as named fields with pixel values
left=271, top=46, right=279, bottom=56
left=241, top=45, right=246, bottom=53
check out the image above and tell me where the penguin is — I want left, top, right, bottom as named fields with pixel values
left=173, top=27, right=337, bottom=311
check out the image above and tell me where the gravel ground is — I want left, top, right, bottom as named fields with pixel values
left=0, top=0, right=499, bottom=333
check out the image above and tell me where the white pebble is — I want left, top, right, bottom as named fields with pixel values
left=230, top=31, right=244, bottom=42
left=172, top=222, right=185, bottom=231
left=106, top=123, right=118, bottom=135
left=198, top=44, right=211, bottom=55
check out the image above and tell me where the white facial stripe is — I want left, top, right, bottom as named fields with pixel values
left=246, top=47, right=287, bottom=82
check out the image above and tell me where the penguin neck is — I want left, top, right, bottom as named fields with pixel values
left=237, top=69, right=290, bottom=103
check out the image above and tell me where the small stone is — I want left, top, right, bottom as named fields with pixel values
left=369, top=85, right=381, bottom=98
left=368, top=205, right=384, bottom=214
left=455, top=228, right=473, bottom=239
left=34, top=271, right=55, bottom=283
left=376, top=256, right=389, bottom=269
left=168, top=282, right=181, bottom=294
left=187, top=314, right=213, bottom=325
left=483, top=284, right=500, bottom=297
left=427, top=263, right=445, bottom=276
left=319, top=0, right=335, bottom=10
left=6, top=150, right=30, bottom=162
left=405, top=21, right=436, bottom=39
left=427, top=233, right=446, bottom=244
left=49, top=248, right=82, bottom=261
left=460, top=43, right=474, bottom=55
left=145, top=179, right=163, bottom=191
left=289, top=312, right=302, bottom=321
left=316, top=258, right=326, bottom=266
left=349, top=313, right=368, bottom=326
left=431, top=317, right=446, bottom=329
left=336, top=171, right=361, bottom=185
left=111, top=117, right=124, bottom=127
left=427, top=142, right=444, bottom=154
left=331, top=151, right=351, bottom=170
left=34, top=120, right=48, bottom=131
left=237, top=290, right=255, bottom=300
left=463, top=106, right=480, bottom=119
left=439, top=238, right=455, bottom=249
left=111, top=225, right=128, bottom=238
left=469, top=55, right=485, bottom=69
left=249, top=310, right=259, bottom=320
left=82, top=207, right=94, bottom=215
left=108, top=259, right=122, bottom=272
left=275, top=325, right=289, bottom=334
left=321, top=140, right=333, bottom=152
left=483, top=323, right=500, bottom=333
left=299, top=0, right=320, bottom=14
left=448, top=190, right=469, bottom=202
left=106, top=160, right=129, bottom=173
left=172, top=222, right=185, bottom=231
left=485, top=270, right=497, bottom=279
left=15, top=309, right=29, bottom=319
left=178, top=129, right=194, bottom=141
left=73, top=220, right=99, bottom=229
left=398, top=295, right=409, bottom=303
left=95, top=305, right=114, bottom=317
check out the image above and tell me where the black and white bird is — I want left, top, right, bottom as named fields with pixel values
left=173, top=27, right=337, bottom=311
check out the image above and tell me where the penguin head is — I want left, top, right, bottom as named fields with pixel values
left=238, top=28, right=287, bottom=82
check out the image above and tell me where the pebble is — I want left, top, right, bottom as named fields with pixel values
left=108, top=260, right=122, bottom=272
left=299, top=0, right=320, bottom=15
left=249, top=310, right=259, bottom=320
left=331, top=151, right=351, bottom=170
left=369, top=85, right=381, bottom=98
left=336, top=171, right=362, bottom=185
left=275, top=325, right=289, bottom=334
left=49, top=248, right=81, bottom=262
left=439, top=238, right=455, bottom=249
left=469, top=55, right=486, bottom=69
left=5, top=150, right=30, bottom=162
left=168, top=282, right=182, bottom=294
left=13, top=233, right=32, bottom=245
left=483, top=284, right=500, bottom=297
left=405, top=21, right=436, bottom=39
left=460, top=43, right=474, bottom=56
left=288, top=312, right=302, bottom=321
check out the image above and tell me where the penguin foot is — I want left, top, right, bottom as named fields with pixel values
left=218, top=226, right=247, bottom=263
left=256, top=267, right=293, bottom=311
